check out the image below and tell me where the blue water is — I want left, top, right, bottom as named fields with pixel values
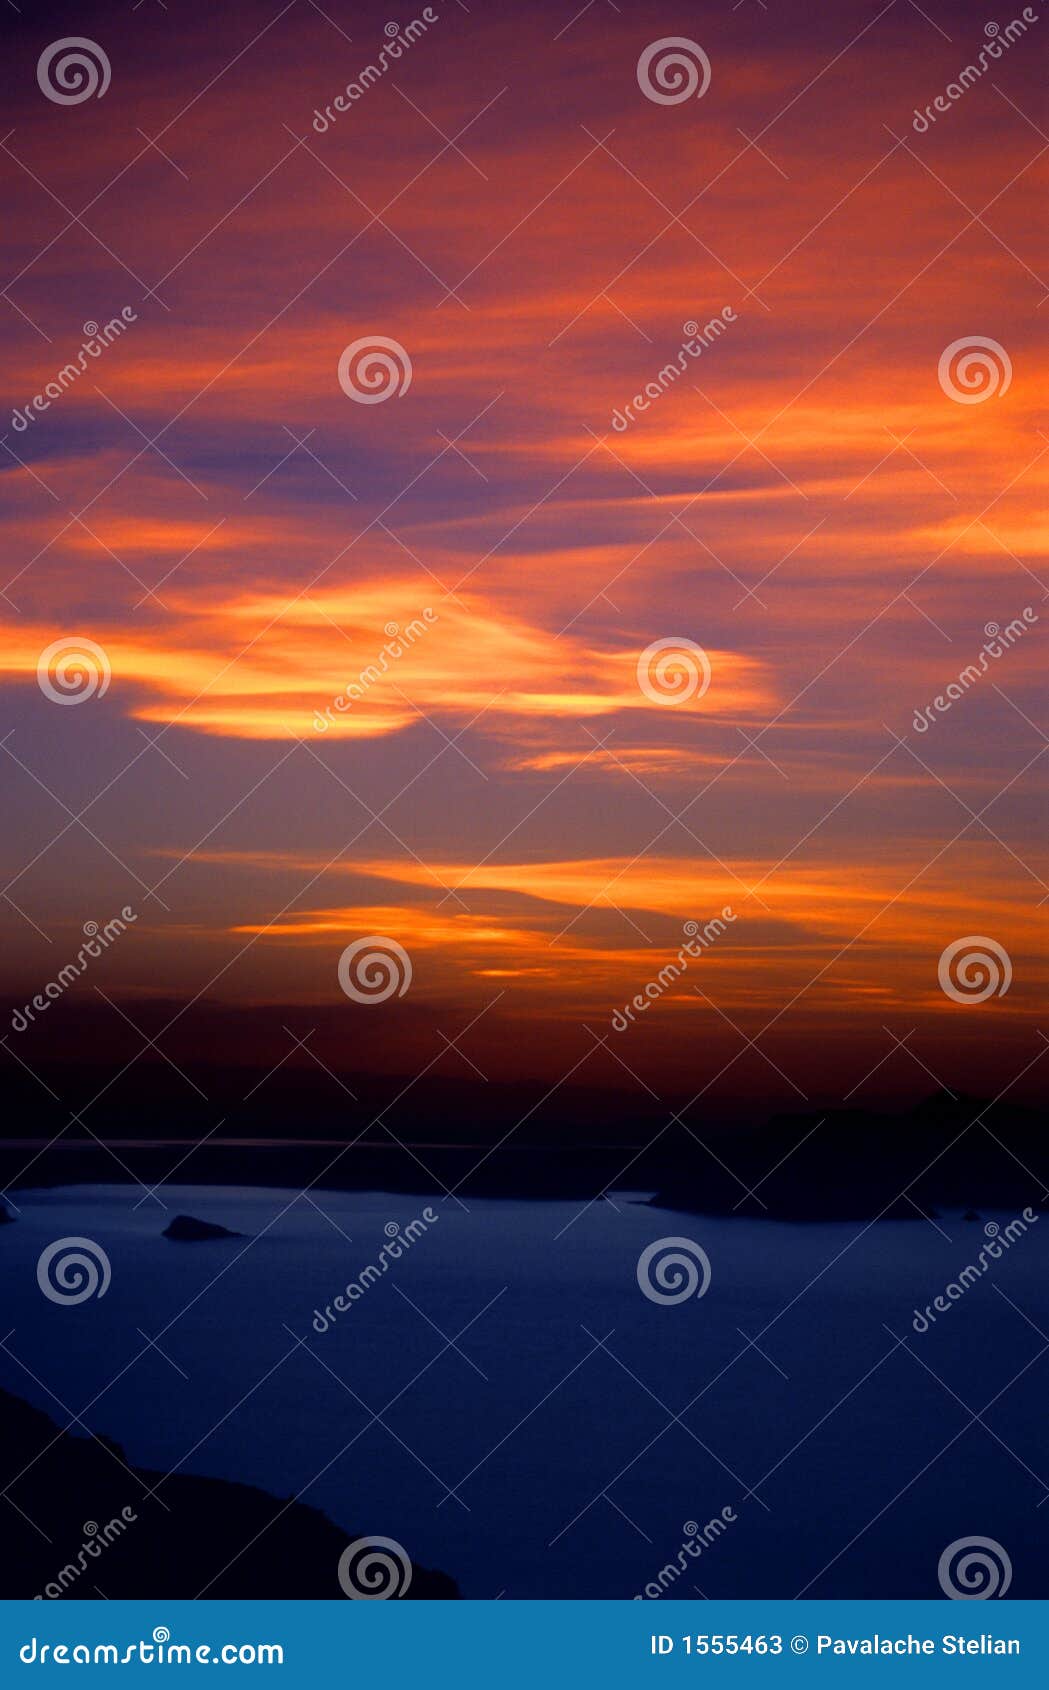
left=3, top=1187, right=1047, bottom=1598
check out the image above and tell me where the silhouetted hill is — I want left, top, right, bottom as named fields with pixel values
left=1, top=1031, right=1044, bottom=1215
left=0, top=1388, right=457, bottom=1599
left=649, top=1092, right=1048, bottom=1219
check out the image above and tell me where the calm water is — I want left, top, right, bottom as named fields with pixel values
left=3, top=1186, right=1047, bottom=1598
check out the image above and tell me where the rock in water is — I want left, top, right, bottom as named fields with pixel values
left=163, top=1213, right=242, bottom=1241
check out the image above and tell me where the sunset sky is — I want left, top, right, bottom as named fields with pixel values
left=2, top=0, right=1046, bottom=1109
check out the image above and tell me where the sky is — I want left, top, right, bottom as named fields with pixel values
left=1, top=0, right=1046, bottom=1112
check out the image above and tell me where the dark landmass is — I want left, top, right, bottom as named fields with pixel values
left=0, top=1090, right=1043, bottom=1220
left=0, top=1027, right=1044, bottom=1217
left=1, top=1053, right=689, bottom=1153
left=648, top=1092, right=1049, bottom=1219
left=163, top=1214, right=243, bottom=1241
left=0, top=1387, right=458, bottom=1599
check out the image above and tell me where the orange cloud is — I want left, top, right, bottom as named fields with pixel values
left=0, top=585, right=775, bottom=742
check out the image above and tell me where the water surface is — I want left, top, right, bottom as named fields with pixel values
left=3, top=1186, right=1046, bottom=1598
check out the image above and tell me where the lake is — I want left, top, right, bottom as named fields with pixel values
left=3, top=1185, right=1046, bottom=1598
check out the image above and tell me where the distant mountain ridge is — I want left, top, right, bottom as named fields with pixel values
left=1, top=1088, right=1042, bottom=1218
left=648, top=1091, right=1048, bottom=1219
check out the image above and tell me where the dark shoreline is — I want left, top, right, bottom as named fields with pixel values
left=0, top=1387, right=458, bottom=1600
left=3, top=1092, right=1044, bottom=1220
